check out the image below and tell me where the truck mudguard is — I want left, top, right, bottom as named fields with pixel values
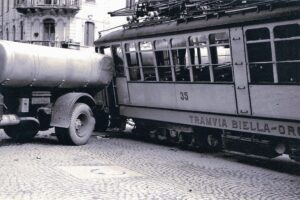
left=50, top=93, right=96, bottom=128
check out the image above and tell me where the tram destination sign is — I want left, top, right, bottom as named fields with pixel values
left=189, top=114, right=300, bottom=139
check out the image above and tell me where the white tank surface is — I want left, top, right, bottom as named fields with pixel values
left=0, top=40, right=113, bottom=88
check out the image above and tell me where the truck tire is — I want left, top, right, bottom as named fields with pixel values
left=4, top=120, right=39, bottom=141
left=56, top=103, right=95, bottom=145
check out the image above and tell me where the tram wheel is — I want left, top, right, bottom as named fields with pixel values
left=178, top=132, right=195, bottom=149
left=196, top=130, right=222, bottom=152
left=131, top=121, right=153, bottom=141
left=148, top=130, right=158, bottom=141
left=190, top=128, right=222, bottom=152
left=205, top=133, right=222, bottom=151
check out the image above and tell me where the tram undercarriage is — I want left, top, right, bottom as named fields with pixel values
left=127, top=119, right=300, bottom=162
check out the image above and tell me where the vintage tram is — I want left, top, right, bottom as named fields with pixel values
left=95, top=0, right=300, bottom=162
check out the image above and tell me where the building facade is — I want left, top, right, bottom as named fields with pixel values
left=126, top=0, right=135, bottom=8
left=0, top=0, right=125, bottom=47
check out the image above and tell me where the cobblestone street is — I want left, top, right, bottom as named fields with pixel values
left=0, top=130, right=299, bottom=200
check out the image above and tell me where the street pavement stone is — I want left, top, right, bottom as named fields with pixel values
left=0, top=130, right=299, bottom=200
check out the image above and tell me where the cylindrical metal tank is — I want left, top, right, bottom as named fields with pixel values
left=0, top=41, right=113, bottom=88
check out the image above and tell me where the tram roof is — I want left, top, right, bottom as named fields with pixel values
left=95, top=5, right=300, bottom=45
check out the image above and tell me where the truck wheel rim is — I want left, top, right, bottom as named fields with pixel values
left=75, top=114, right=88, bottom=137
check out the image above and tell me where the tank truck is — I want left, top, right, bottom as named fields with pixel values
left=0, top=41, right=113, bottom=145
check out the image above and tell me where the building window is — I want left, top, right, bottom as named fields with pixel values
left=126, top=0, right=135, bottom=9
left=45, top=0, right=55, bottom=4
left=246, top=28, right=274, bottom=83
left=43, top=18, right=55, bottom=41
left=6, top=28, right=9, bottom=40
left=84, top=22, right=95, bottom=46
left=20, top=21, right=24, bottom=40
left=13, top=0, right=17, bottom=8
left=7, top=0, right=9, bottom=12
left=12, top=26, right=16, bottom=41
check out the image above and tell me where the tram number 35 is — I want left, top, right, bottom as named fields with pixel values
left=179, top=92, right=189, bottom=101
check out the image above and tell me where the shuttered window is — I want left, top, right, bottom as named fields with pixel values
left=84, top=22, right=95, bottom=46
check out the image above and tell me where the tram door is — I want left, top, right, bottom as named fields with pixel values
left=230, top=27, right=252, bottom=116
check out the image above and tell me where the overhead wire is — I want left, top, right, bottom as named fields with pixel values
left=108, top=0, right=300, bottom=26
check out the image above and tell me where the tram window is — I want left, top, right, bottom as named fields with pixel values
left=139, top=41, right=156, bottom=81
left=112, top=45, right=125, bottom=77
left=140, top=51, right=155, bottom=66
left=128, top=67, right=141, bottom=81
left=209, top=32, right=229, bottom=44
left=141, top=67, right=156, bottom=81
left=246, top=28, right=273, bottom=83
left=155, top=39, right=172, bottom=81
left=171, top=38, right=190, bottom=81
left=156, top=51, right=172, bottom=81
left=214, top=46, right=231, bottom=63
left=209, top=33, right=232, bottom=82
left=156, top=50, right=170, bottom=66
left=172, top=49, right=187, bottom=65
left=190, top=46, right=210, bottom=82
left=155, top=39, right=169, bottom=49
left=172, top=49, right=190, bottom=81
left=100, top=46, right=112, bottom=56
left=140, top=41, right=153, bottom=51
left=277, top=63, right=300, bottom=83
left=249, top=64, right=274, bottom=83
left=171, top=38, right=186, bottom=48
left=246, top=28, right=270, bottom=41
left=125, top=43, right=139, bottom=66
left=247, top=43, right=273, bottom=83
left=139, top=42, right=155, bottom=66
left=274, top=24, right=300, bottom=83
left=275, top=40, right=300, bottom=61
left=189, top=36, right=210, bottom=82
left=274, top=24, right=300, bottom=39
left=210, top=45, right=232, bottom=82
left=247, top=43, right=272, bottom=62
left=125, top=43, right=141, bottom=81
left=189, top=35, right=207, bottom=46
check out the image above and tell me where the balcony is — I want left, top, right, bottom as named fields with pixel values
left=17, top=40, right=82, bottom=50
left=16, top=0, right=80, bottom=15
